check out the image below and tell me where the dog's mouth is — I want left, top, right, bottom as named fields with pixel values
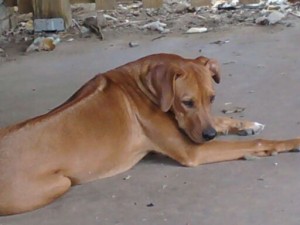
left=178, top=127, right=207, bottom=144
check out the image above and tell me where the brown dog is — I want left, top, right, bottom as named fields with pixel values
left=0, top=53, right=299, bottom=215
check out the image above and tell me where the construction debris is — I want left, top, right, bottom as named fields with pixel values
left=1, top=0, right=299, bottom=50
left=26, top=35, right=60, bottom=52
left=186, top=27, right=208, bottom=33
left=83, top=16, right=104, bottom=40
left=256, top=11, right=286, bottom=25
left=34, top=18, right=65, bottom=32
left=141, top=20, right=168, bottom=33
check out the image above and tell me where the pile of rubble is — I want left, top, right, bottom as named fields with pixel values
left=0, top=0, right=299, bottom=53
left=71, top=0, right=300, bottom=35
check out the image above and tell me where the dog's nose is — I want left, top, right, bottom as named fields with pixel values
left=202, top=127, right=217, bottom=141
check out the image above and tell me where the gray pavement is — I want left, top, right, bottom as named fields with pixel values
left=0, top=24, right=300, bottom=225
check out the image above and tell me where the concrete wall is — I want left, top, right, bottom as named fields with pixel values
left=0, top=0, right=11, bottom=33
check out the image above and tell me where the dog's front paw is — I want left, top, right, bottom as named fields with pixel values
left=238, top=122, right=265, bottom=136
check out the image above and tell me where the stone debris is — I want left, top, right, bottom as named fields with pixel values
left=210, top=39, right=230, bottom=45
left=146, top=203, right=154, bottom=207
left=256, top=10, right=286, bottom=25
left=123, top=175, right=132, bottom=180
left=0, top=0, right=299, bottom=48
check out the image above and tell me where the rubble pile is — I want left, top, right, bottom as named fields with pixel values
left=0, top=0, right=299, bottom=53
left=69, top=0, right=300, bottom=35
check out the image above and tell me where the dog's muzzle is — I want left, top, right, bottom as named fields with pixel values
left=202, top=127, right=217, bottom=141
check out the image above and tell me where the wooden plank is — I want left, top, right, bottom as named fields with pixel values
left=142, top=0, right=162, bottom=8
left=95, top=0, right=116, bottom=9
left=32, top=0, right=72, bottom=28
left=191, top=0, right=211, bottom=7
left=17, top=0, right=33, bottom=14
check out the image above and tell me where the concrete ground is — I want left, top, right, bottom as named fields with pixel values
left=0, top=24, right=300, bottom=225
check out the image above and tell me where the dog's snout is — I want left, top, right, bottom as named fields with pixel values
left=202, top=127, right=217, bottom=141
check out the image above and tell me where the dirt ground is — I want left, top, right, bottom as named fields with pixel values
left=0, top=22, right=300, bottom=225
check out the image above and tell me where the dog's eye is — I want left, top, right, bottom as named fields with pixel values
left=182, top=100, right=194, bottom=108
left=210, top=96, right=215, bottom=103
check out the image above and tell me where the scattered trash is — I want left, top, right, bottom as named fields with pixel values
left=1, top=0, right=299, bottom=51
left=103, top=14, right=118, bottom=22
left=26, top=35, right=61, bottom=52
left=274, top=162, right=278, bottom=166
left=289, top=11, right=300, bottom=18
left=129, top=42, right=139, bottom=47
left=210, top=39, right=230, bottom=45
left=213, top=0, right=239, bottom=9
left=222, top=106, right=245, bottom=114
left=123, top=175, right=131, bottom=180
left=267, top=0, right=287, bottom=5
left=146, top=203, right=154, bottom=207
left=257, top=178, right=264, bottom=181
left=244, top=3, right=265, bottom=9
left=141, top=21, right=168, bottom=33
left=185, top=27, right=208, bottom=34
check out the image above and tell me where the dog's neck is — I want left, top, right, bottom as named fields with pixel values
left=109, top=60, right=160, bottom=108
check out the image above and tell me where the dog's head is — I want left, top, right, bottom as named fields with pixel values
left=145, top=55, right=220, bottom=144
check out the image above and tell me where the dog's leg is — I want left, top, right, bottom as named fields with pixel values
left=186, top=139, right=300, bottom=165
left=214, top=116, right=265, bottom=136
left=0, top=174, right=71, bottom=215
left=160, top=136, right=300, bottom=167
left=142, top=112, right=300, bottom=167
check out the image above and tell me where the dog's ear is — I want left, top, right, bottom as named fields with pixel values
left=195, top=56, right=221, bottom=84
left=146, top=64, right=183, bottom=112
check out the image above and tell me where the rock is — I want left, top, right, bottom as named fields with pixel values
left=267, top=11, right=285, bottom=24
left=256, top=16, right=269, bottom=25
left=256, top=11, right=285, bottom=25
